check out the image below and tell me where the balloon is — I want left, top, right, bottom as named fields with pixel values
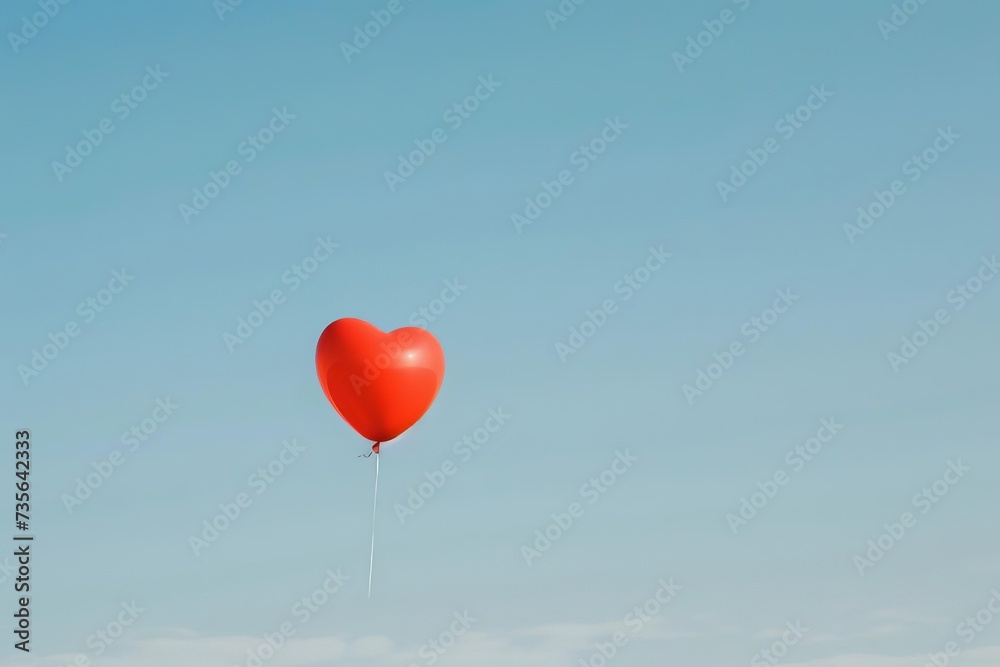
left=316, top=318, right=445, bottom=444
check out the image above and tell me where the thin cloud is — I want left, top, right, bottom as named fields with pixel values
left=10, top=628, right=1000, bottom=667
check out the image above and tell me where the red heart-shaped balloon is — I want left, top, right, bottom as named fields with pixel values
left=316, top=318, right=445, bottom=444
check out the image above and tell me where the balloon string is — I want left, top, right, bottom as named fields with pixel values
left=368, top=448, right=380, bottom=599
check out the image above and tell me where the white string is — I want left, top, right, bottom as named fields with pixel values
left=368, top=452, right=379, bottom=599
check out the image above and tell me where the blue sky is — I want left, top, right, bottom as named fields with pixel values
left=2, top=0, right=1000, bottom=665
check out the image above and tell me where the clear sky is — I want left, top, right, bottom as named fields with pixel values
left=2, top=0, right=1000, bottom=665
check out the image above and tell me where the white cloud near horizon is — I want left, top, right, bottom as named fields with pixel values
left=10, top=622, right=1000, bottom=667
